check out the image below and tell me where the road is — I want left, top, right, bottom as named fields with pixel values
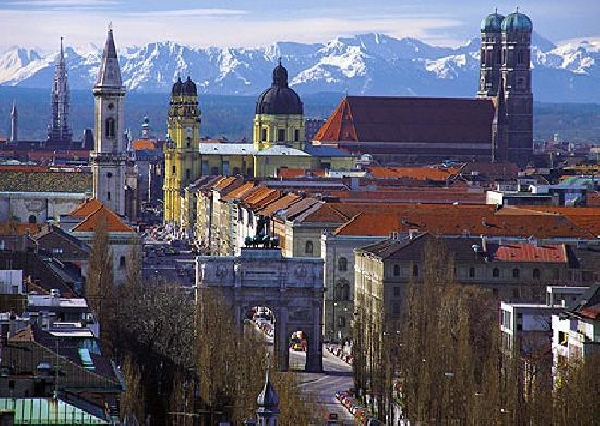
left=290, top=346, right=357, bottom=425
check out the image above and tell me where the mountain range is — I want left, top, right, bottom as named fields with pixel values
left=1, top=32, right=599, bottom=103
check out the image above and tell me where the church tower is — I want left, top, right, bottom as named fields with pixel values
left=91, top=27, right=127, bottom=217
left=10, top=101, right=17, bottom=143
left=480, top=10, right=533, bottom=164
left=478, top=11, right=504, bottom=98
left=500, top=11, right=534, bottom=163
left=47, top=37, right=73, bottom=146
left=163, top=76, right=201, bottom=227
left=253, top=60, right=305, bottom=151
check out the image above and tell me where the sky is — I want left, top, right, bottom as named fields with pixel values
left=1, top=0, right=598, bottom=52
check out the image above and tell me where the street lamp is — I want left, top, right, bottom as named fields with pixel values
left=333, top=302, right=338, bottom=343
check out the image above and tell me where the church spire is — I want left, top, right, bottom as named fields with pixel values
left=47, top=36, right=72, bottom=145
left=95, top=25, right=123, bottom=88
left=11, top=100, right=17, bottom=143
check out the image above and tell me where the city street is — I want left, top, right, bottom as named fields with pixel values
left=291, top=346, right=356, bottom=425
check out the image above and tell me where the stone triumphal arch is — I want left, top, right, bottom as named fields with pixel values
left=196, top=248, right=324, bottom=372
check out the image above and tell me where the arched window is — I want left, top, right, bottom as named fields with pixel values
left=342, top=282, right=350, bottom=301
left=469, top=267, right=475, bottom=278
left=305, top=241, right=313, bottom=255
left=493, top=268, right=500, bottom=278
left=28, top=215, right=37, bottom=224
left=105, top=117, right=115, bottom=138
left=338, top=257, right=348, bottom=271
left=393, top=264, right=401, bottom=277
left=412, top=264, right=419, bottom=277
left=533, top=268, right=541, bottom=279
left=512, top=268, right=520, bottom=278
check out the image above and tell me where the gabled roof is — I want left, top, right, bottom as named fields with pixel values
left=294, top=202, right=349, bottom=224
left=72, top=205, right=133, bottom=233
left=314, top=96, right=494, bottom=144
left=69, top=198, right=103, bottom=218
left=221, top=182, right=257, bottom=202
left=257, top=194, right=301, bottom=217
left=213, top=176, right=240, bottom=191
left=275, top=197, right=320, bottom=221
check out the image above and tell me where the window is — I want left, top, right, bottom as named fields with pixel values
left=105, top=117, right=115, bottom=138
left=338, top=257, right=348, bottom=271
left=412, top=264, right=419, bottom=277
left=393, top=286, right=401, bottom=297
left=305, top=241, right=313, bottom=255
left=493, top=268, right=500, bottom=277
left=186, top=137, right=191, bottom=148
left=512, top=287, right=520, bottom=299
left=120, top=256, right=126, bottom=269
left=294, top=129, right=300, bottom=142
left=517, top=50, right=524, bottom=65
left=261, top=128, right=267, bottom=142
left=512, top=268, right=520, bottom=278
left=469, top=267, right=475, bottom=278
left=338, top=316, right=346, bottom=327
left=185, top=168, right=190, bottom=180
left=533, top=268, right=541, bottom=279
left=28, top=215, right=37, bottom=224
left=172, top=165, right=176, bottom=175
left=107, top=191, right=111, bottom=201
left=342, top=282, right=350, bottom=301
left=277, top=129, right=285, bottom=142
left=393, top=264, right=401, bottom=277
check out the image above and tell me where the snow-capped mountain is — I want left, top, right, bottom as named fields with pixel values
left=1, top=32, right=599, bottom=102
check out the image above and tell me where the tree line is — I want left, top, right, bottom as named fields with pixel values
left=353, top=238, right=600, bottom=425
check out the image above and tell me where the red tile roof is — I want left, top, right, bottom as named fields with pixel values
left=314, top=96, right=494, bottom=145
left=68, top=198, right=103, bottom=218
left=221, top=182, right=257, bottom=201
left=0, top=222, right=44, bottom=236
left=493, top=244, right=567, bottom=263
left=333, top=203, right=595, bottom=239
left=366, top=166, right=460, bottom=181
left=257, top=194, right=301, bottom=217
left=72, top=206, right=133, bottom=233
left=132, top=139, right=156, bottom=150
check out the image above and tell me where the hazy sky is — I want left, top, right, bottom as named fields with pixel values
left=1, top=0, right=598, bottom=52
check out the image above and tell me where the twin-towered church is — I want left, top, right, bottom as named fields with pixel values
left=90, top=10, right=533, bottom=226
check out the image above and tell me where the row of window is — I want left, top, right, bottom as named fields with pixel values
left=391, top=265, right=542, bottom=280
left=260, top=128, right=301, bottom=142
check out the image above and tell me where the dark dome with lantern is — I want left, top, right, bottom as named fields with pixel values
left=501, top=11, right=533, bottom=33
left=481, top=12, right=505, bottom=32
left=171, top=75, right=197, bottom=96
left=256, top=61, right=303, bottom=115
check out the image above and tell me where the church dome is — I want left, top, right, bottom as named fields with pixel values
left=501, top=12, right=532, bottom=32
left=256, top=61, right=303, bottom=115
left=171, top=76, right=183, bottom=96
left=183, top=76, right=197, bottom=96
left=481, top=12, right=505, bottom=32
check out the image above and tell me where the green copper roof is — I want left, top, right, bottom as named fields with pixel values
left=0, top=398, right=109, bottom=424
left=501, top=12, right=533, bottom=32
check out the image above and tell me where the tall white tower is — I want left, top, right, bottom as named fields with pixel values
left=91, top=26, right=126, bottom=216
left=10, top=101, right=17, bottom=143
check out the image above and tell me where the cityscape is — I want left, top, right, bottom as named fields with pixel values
left=0, top=3, right=600, bottom=426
